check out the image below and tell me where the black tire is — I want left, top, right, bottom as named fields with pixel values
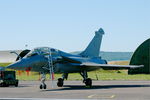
left=2, top=82, right=6, bottom=87
left=85, top=78, right=92, bottom=87
left=57, top=78, right=64, bottom=87
left=43, top=84, right=47, bottom=89
left=15, top=84, right=18, bottom=87
left=15, top=82, right=18, bottom=87
left=40, top=84, right=43, bottom=89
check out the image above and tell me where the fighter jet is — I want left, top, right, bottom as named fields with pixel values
left=3, top=28, right=143, bottom=89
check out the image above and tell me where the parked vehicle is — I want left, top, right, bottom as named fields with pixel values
left=0, top=71, right=18, bottom=87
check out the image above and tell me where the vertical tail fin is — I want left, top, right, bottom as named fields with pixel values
left=80, top=28, right=105, bottom=57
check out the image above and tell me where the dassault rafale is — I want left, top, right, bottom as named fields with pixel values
left=0, top=28, right=143, bottom=89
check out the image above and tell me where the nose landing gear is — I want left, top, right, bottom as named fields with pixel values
left=40, top=83, right=46, bottom=89
left=39, top=72, right=47, bottom=89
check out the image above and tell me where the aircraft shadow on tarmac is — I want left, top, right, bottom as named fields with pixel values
left=45, top=84, right=150, bottom=91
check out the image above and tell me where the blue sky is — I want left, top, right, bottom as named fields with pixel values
left=0, top=0, right=149, bottom=52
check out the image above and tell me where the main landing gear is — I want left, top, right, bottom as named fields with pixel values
left=57, top=78, right=64, bottom=87
left=39, top=71, right=91, bottom=88
left=56, top=72, right=92, bottom=87
left=39, top=73, right=47, bottom=89
left=57, top=73, right=68, bottom=87
left=80, top=71, right=92, bottom=87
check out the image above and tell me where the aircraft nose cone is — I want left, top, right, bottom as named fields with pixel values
left=6, top=55, right=47, bottom=71
left=6, top=60, right=26, bottom=70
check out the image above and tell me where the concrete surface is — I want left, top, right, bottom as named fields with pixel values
left=0, top=80, right=150, bottom=100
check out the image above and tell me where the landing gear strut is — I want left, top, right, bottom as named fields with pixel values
left=57, top=73, right=68, bottom=87
left=40, top=72, right=47, bottom=89
left=80, top=71, right=92, bottom=87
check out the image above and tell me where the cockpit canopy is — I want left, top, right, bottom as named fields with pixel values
left=26, top=47, right=59, bottom=57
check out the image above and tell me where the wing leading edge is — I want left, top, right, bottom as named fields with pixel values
left=80, top=63, right=144, bottom=70
left=60, top=55, right=144, bottom=70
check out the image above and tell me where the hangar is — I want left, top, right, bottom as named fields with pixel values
left=128, top=38, right=150, bottom=74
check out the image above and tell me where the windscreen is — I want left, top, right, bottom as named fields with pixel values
left=26, top=47, right=59, bottom=57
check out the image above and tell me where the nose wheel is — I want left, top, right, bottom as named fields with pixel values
left=40, top=83, right=47, bottom=89
left=40, top=72, right=47, bottom=89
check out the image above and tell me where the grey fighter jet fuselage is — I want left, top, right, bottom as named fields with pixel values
left=4, top=28, right=143, bottom=89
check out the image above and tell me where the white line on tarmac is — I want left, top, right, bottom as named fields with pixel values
left=0, top=98, right=88, bottom=100
left=87, top=94, right=116, bottom=99
left=87, top=94, right=96, bottom=98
